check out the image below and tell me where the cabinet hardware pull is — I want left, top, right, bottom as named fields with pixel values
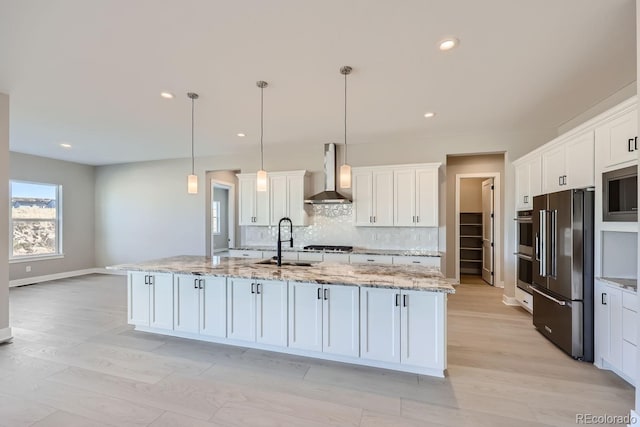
left=412, top=261, right=420, bottom=264
left=602, top=293, right=607, bottom=305
left=144, top=275, right=148, bottom=285
left=395, top=294, right=400, bottom=306
left=369, top=216, right=373, bottom=223
left=558, top=176, right=562, bottom=186
left=403, top=294, right=408, bottom=307
left=251, top=283, right=255, bottom=294
left=412, top=216, right=415, bottom=223
left=366, top=259, right=375, bottom=262
left=416, top=216, right=419, bottom=223
left=629, top=138, right=635, bottom=152
left=563, top=175, right=567, bottom=185
left=256, top=283, right=261, bottom=294
left=194, top=278, right=198, bottom=289
left=373, top=216, right=376, bottom=223
left=317, top=288, right=322, bottom=300
left=199, top=279, right=204, bottom=290
left=635, top=136, right=638, bottom=151
left=324, top=288, right=328, bottom=300
left=148, top=275, right=153, bottom=286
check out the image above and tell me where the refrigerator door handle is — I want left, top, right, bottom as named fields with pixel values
left=539, top=209, right=546, bottom=276
left=550, top=209, right=557, bottom=278
left=534, top=233, right=540, bottom=261
left=530, top=286, right=567, bottom=306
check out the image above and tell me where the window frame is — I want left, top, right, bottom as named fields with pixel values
left=212, top=200, right=221, bottom=236
left=9, top=180, right=64, bottom=262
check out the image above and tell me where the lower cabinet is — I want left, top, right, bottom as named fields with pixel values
left=128, top=272, right=174, bottom=330
left=173, top=275, right=226, bottom=338
left=288, top=282, right=360, bottom=357
left=227, top=278, right=288, bottom=346
left=595, top=279, right=636, bottom=384
left=360, top=287, right=445, bottom=369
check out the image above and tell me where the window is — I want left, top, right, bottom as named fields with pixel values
left=212, top=201, right=221, bottom=235
left=10, top=181, right=62, bottom=259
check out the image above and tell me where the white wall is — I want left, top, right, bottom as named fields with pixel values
left=9, top=152, right=96, bottom=280
left=0, top=94, right=10, bottom=341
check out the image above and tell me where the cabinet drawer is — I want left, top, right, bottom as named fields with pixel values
left=229, top=250, right=263, bottom=259
left=279, top=252, right=298, bottom=261
left=392, top=256, right=440, bottom=269
left=262, top=251, right=277, bottom=259
left=322, top=253, right=351, bottom=263
left=298, top=252, right=324, bottom=262
left=623, top=308, right=637, bottom=345
left=515, top=287, right=533, bottom=313
left=349, top=254, right=393, bottom=265
left=622, top=291, right=637, bottom=312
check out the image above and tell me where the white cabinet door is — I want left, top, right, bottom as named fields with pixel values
left=360, top=287, right=401, bottom=363
left=530, top=155, right=542, bottom=197
left=149, top=273, right=174, bottom=330
left=372, top=170, right=394, bottom=226
left=269, top=175, right=288, bottom=226
left=353, top=170, right=373, bottom=226
left=594, top=280, right=610, bottom=364
left=415, top=168, right=438, bottom=227
left=128, top=272, right=150, bottom=326
left=542, top=144, right=565, bottom=194
left=599, top=109, right=638, bottom=168
left=238, top=177, right=256, bottom=226
left=227, top=279, right=256, bottom=342
left=256, top=280, right=288, bottom=347
left=323, top=285, right=360, bottom=357
left=622, top=340, right=637, bottom=381
left=287, top=174, right=308, bottom=226
left=200, top=277, right=227, bottom=338
left=228, top=250, right=263, bottom=259
left=349, top=254, right=393, bottom=265
left=564, top=131, right=594, bottom=189
left=515, top=162, right=530, bottom=210
left=607, top=286, right=623, bottom=369
left=254, top=183, right=270, bottom=226
left=288, top=282, right=323, bottom=352
left=322, top=253, right=351, bottom=263
left=393, top=169, right=415, bottom=227
left=401, top=291, right=444, bottom=368
left=392, top=256, right=440, bottom=268
left=173, top=275, right=200, bottom=334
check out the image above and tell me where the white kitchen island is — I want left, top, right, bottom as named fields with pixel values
left=109, top=255, right=455, bottom=377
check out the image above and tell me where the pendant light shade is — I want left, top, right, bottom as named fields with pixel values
left=256, top=81, right=268, bottom=192
left=339, top=66, right=352, bottom=189
left=187, top=92, right=199, bottom=194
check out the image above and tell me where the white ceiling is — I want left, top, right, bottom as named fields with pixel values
left=0, top=0, right=636, bottom=165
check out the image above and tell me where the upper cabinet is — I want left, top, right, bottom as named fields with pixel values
left=514, top=155, right=541, bottom=210
left=353, top=163, right=440, bottom=227
left=394, top=167, right=439, bottom=227
left=269, top=171, right=309, bottom=226
left=353, top=169, right=394, bottom=226
left=596, top=109, right=638, bottom=170
left=237, top=174, right=270, bottom=226
left=238, top=171, right=309, bottom=226
left=541, top=131, right=594, bottom=194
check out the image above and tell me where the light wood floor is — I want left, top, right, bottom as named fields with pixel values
left=0, top=274, right=634, bottom=427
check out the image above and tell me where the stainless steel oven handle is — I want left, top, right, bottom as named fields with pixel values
left=529, top=286, right=566, bottom=306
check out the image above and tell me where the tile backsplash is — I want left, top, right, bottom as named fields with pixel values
left=241, top=204, right=439, bottom=250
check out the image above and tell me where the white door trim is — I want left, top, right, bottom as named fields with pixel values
left=455, top=173, right=502, bottom=286
left=211, top=179, right=236, bottom=253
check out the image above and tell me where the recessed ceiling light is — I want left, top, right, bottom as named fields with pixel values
left=60, top=143, right=72, bottom=148
left=160, top=92, right=175, bottom=99
left=439, top=38, right=459, bottom=51
left=237, top=133, right=246, bottom=137
left=424, top=112, right=436, bottom=118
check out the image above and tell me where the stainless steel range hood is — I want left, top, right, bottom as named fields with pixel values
left=304, top=143, right=352, bottom=204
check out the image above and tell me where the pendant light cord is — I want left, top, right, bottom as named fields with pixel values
left=260, top=85, right=264, bottom=170
left=191, top=97, right=195, bottom=175
left=344, top=71, right=348, bottom=165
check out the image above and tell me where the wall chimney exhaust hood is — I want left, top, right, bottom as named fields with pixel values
left=304, top=143, right=352, bottom=204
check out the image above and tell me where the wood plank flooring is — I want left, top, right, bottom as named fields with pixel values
left=0, top=273, right=634, bottom=426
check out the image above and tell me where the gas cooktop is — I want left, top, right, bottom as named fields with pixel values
left=303, top=245, right=353, bottom=253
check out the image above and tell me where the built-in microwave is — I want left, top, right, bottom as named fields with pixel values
left=603, top=165, right=637, bottom=222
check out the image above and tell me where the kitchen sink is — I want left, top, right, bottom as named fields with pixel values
left=255, top=258, right=315, bottom=267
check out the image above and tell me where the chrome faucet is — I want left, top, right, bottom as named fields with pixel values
left=277, top=217, right=293, bottom=266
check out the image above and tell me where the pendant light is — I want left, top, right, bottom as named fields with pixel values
left=187, top=92, right=199, bottom=194
left=339, top=66, right=352, bottom=189
left=256, top=81, right=268, bottom=192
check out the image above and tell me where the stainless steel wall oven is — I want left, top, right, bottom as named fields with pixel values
left=516, top=210, right=533, bottom=292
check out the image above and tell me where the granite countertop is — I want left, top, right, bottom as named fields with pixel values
left=598, top=277, right=638, bottom=292
left=109, top=255, right=455, bottom=293
left=234, top=246, right=443, bottom=257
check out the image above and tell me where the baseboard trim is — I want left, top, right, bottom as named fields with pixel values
left=0, top=327, right=13, bottom=343
left=502, top=295, right=519, bottom=306
left=94, top=268, right=127, bottom=276
left=9, top=268, right=106, bottom=287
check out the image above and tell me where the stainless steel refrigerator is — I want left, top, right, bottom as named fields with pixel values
left=531, top=188, right=594, bottom=362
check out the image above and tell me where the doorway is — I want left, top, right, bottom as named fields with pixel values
left=206, top=170, right=239, bottom=256
left=455, top=173, right=500, bottom=286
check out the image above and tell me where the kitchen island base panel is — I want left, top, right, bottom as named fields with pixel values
left=132, top=325, right=447, bottom=377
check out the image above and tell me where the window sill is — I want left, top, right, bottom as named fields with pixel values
left=10, top=254, right=65, bottom=264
